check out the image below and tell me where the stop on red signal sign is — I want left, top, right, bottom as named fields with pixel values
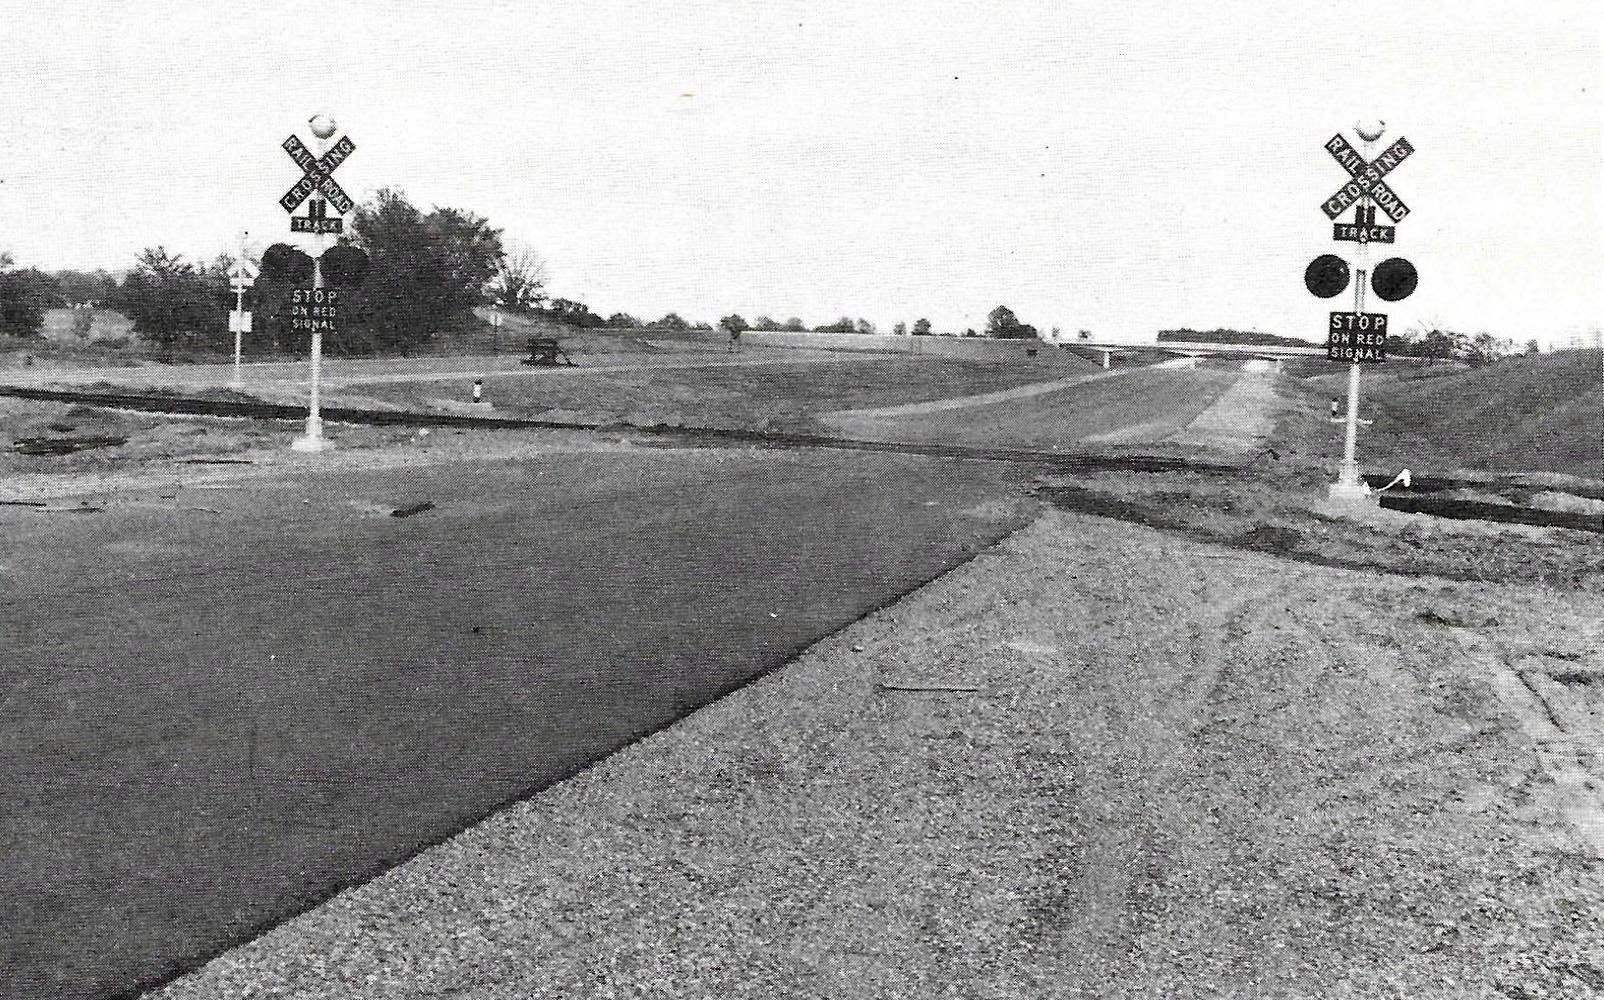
left=1328, top=311, right=1387, bottom=362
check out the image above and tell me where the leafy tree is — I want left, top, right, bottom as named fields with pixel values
left=649, top=312, right=689, bottom=330
left=338, top=188, right=505, bottom=354
left=814, top=316, right=856, bottom=333
left=892, top=321, right=906, bottom=336
left=1417, top=328, right=1462, bottom=360
left=52, top=269, right=118, bottom=307
left=489, top=243, right=548, bottom=311
left=719, top=314, right=749, bottom=336
left=856, top=318, right=876, bottom=335
left=0, top=257, right=57, bottom=338
left=752, top=315, right=780, bottom=331
left=114, top=247, right=228, bottom=353
left=986, top=305, right=1018, bottom=337
left=606, top=312, right=643, bottom=328
left=691, top=320, right=713, bottom=331
left=782, top=317, right=806, bottom=332
left=912, top=317, right=933, bottom=336
left=986, top=304, right=1039, bottom=340
left=1524, top=338, right=1542, bottom=355
left=543, top=298, right=606, bottom=327
left=1464, top=332, right=1510, bottom=367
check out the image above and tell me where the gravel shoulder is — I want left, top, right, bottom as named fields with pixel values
left=152, top=509, right=1604, bottom=1000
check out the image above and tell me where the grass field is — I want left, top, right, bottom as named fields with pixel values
left=0, top=440, right=1034, bottom=1000
left=1296, top=349, right=1602, bottom=479
left=822, top=367, right=1243, bottom=450
left=355, top=352, right=1098, bottom=432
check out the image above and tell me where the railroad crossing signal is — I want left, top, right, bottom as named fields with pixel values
left=280, top=133, right=355, bottom=215
left=1304, top=254, right=1350, bottom=299
left=1304, top=253, right=1417, bottom=304
left=1321, top=133, right=1413, bottom=223
left=1370, top=257, right=1418, bottom=302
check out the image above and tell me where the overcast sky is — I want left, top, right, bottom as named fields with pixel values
left=1, top=0, right=1598, bottom=344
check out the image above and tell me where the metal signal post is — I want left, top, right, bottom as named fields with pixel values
left=1335, top=127, right=1376, bottom=498
left=288, top=115, right=347, bottom=453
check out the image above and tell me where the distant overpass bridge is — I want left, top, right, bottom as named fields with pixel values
left=1063, top=339, right=1329, bottom=368
left=1053, top=339, right=1446, bottom=370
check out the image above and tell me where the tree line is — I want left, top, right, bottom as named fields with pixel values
left=8, top=239, right=1546, bottom=368
left=0, top=190, right=506, bottom=356
left=4, top=196, right=1052, bottom=352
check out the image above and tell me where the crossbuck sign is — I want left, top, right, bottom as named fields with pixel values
left=1321, top=134, right=1413, bottom=223
left=279, top=134, right=356, bottom=217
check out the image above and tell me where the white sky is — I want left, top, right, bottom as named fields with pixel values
left=1, top=0, right=1599, bottom=344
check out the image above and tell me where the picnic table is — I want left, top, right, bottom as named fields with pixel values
left=521, top=337, right=574, bottom=367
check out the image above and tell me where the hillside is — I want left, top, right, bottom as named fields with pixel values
left=1357, top=349, right=1601, bottom=478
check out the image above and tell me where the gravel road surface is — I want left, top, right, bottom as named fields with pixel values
left=152, top=510, right=1604, bottom=999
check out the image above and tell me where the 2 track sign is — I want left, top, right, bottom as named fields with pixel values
left=281, top=133, right=356, bottom=233
left=1334, top=204, right=1394, bottom=245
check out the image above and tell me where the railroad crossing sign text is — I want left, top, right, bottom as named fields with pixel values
left=1322, top=134, right=1412, bottom=223
left=280, top=134, right=356, bottom=215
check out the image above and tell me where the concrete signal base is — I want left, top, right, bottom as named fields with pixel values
left=1327, top=478, right=1373, bottom=502
left=290, top=434, right=331, bottom=453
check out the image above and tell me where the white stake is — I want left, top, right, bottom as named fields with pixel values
left=230, top=277, right=245, bottom=389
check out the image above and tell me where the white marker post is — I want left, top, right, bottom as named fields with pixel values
left=227, top=240, right=254, bottom=390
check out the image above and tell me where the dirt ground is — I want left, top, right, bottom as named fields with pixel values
left=150, top=509, right=1604, bottom=1000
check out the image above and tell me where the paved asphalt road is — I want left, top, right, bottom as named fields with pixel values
left=0, top=441, right=1033, bottom=1000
